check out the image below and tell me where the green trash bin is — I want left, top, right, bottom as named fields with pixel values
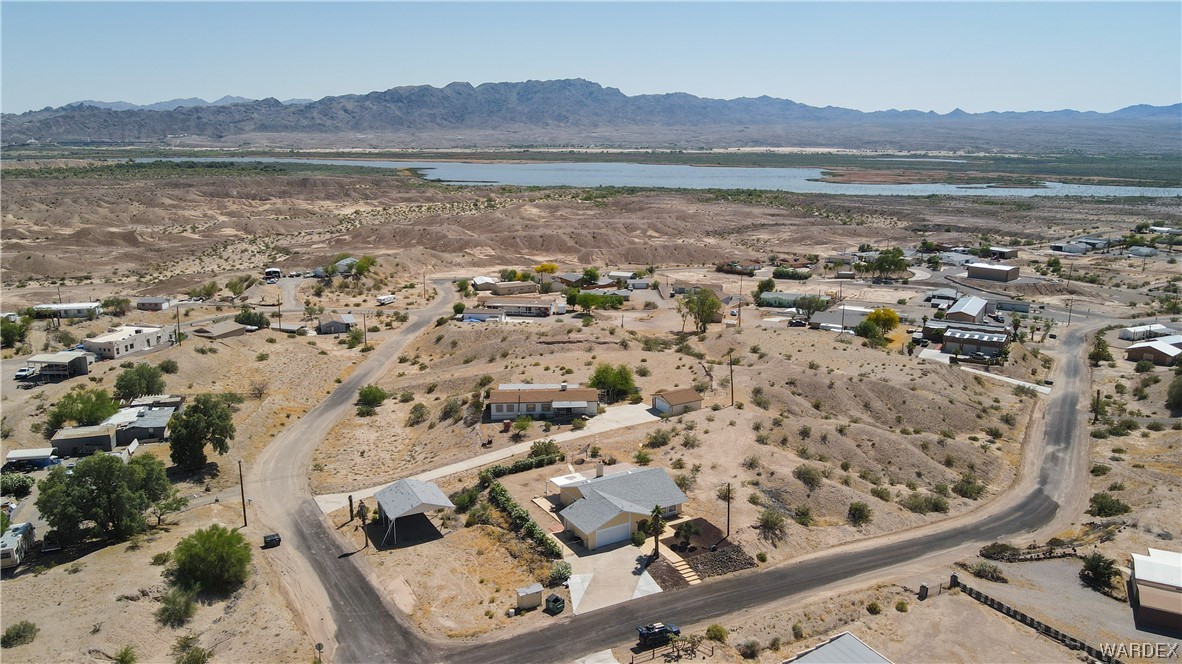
left=545, top=593, right=565, bottom=615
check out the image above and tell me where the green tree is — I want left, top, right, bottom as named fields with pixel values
left=453, top=302, right=466, bottom=316
left=169, top=394, right=236, bottom=470
left=872, top=247, right=908, bottom=279
left=233, top=308, right=270, bottom=328
left=582, top=267, right=600, bottom=283
left=36, top=454, right=173, bottom=543
left=511, top=416, right=533, bottom=440
left=353, top=255, right=377, bottom=276
left=0, top=316, right=32, bottom=348
left=406, top=402, right=429, bottom=426
left=101, top=297, right=133, bottom=316
left=357, top=385, right=389, bottom=408
left=1087, top=492, right=1130, bottom=517
left=683, top=288, right=722, bottom=333
left=172, top=524, right=252, bottom=592
left=753, top=277, right=777, bottom=299
left=114, top=363, right=166, bottom=401
left=865, top=307, right=900, bottom=333
left=794, top=295, right=828, bottom=322
left=46, top=387, right=120, bottom=432
left=1167, top=375, right=1182, bottom=411
left=1088, top=336, right=1113, bottom=366
left=847, top=501, right=873, bottom=526
left=588, top=363, right=637, bottom=403
left=1080, top=551, right=1119, bottom=588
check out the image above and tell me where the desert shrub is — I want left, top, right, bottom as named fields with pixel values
left=870, top=486, right=892, bottom=502
left=952, top=474, right=986, bottom=500
left=758, top=508, right=787, bottom=542
left=899, top=493, right=949, bottom=514
left=158, top=359, right=179, bottom=374
left=742, top=455, right=762, bottom=470
left=450, top=486, right=483, bottom=513
left=356, top=405, right=376, bottom=417
left=979, top=542, right=1020, bottom=560
left=156, top=587, right=198, bottom=627
left=171, top=524, right=251, bottom=592
left=792, top=622, right=805, bottom=639
left=405, top=403, right=429, bottom=426
left=630, top=530, right=647, bottom=547
left=737, top=639, right=761, bottom=659
left=866, top=601, right=882, bottom=615
left=114, top=645, right=137, bottom=664
left=793, top=505, right=814, bottom=527
left=847, top=501, right=873, bottom=526
left=1087, top=492, right=1131, bottom=517
left=793, top=465, right=823, bottom=491
left=1090, top=464, right=1111, bottom=476
left=895, top=599, right=909, bottom=612
left=633, top=449, right=652, bottom=466
left=571, top=418, right=587, bottom=431
left=1134, top=360, right=1156, bottom=373
left=548, top=561, right=572, bottom=587
left=1, top=621, right=39, bottom=648
left=151, top=551, right=173, bottom=566
left=969, top=561, right=1006, bottom=582
left=439, top=398, right=463, bottom=422
left=705, top=624, right=728, bottom=643
left=646, top=428, right=672, bottom=448
left=756, top=551, right=768, bottom=563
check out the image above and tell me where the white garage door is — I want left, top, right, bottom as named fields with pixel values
left=595, top=523, right=632, bottom=548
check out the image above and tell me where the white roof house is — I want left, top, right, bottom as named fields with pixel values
left=786, top=631, right=893, bottom=664
left=1130, top=548, right=1182, bottom=631
left=1132, top=549, right=1182, bottom=590
left=374, top=479, right=455, bottom=546
left=1119, top=324, right=1176, bottom=341
left=556, top=467, right=687, bottom=550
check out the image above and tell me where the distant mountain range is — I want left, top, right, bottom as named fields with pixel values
left=4, top=79, right=1179, bottom=153
left=64, top=96, right=313, bottom=112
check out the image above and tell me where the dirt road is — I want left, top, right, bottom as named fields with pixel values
left=246, top=281, right=454, bottom=663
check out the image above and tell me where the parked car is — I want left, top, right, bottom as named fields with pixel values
left=263, top=533, right=282, bottom=548
left=14, top=367, right=35, bottom=380
left=637, top=622, right=680, bottom=647
left=788, top=319, right=807, bottom=328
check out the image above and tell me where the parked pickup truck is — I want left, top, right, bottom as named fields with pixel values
left=637, top=622, right=680, bottom=647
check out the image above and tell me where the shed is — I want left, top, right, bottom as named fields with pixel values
left=946, top=296, right=988, bottom=323
left=517, top=583, right=544, bottom=610
left=136, top=297, right=171, bottom=311
left=5, top=448, right=57, bottom=465
left=471, top=276, right=498, bottom=291
left=374, top=479, right=455, bottom=546
left=652, top=388, right=703, bottom=415
left=966, top=263, right=1019, bottom=283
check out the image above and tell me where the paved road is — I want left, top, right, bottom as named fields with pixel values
left=251, top=284, right=1096, bottom=663
left=440, top=323, right=1095, bottom=664
left=246, top=280, right=454, bottom=664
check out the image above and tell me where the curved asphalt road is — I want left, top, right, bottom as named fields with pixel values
left=249, top=282, right=1094, bottom=664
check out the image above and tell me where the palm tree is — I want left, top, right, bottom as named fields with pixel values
left=1080, top=551, right=1119, bottom=588
left=675, top=521, right=702, bottom=548
left=648, top=505, right=666, bottom=562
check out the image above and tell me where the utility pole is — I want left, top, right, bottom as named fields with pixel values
left=725, top=482, right=732, bottom=539
left=175, top=304, right=182, bottom=346
left=738, top=275, right=743, bottom=330
left=239, top=460, right=248, bottom=528
left=729, top=354, right=735, bottom=407
left=1066, top=297, right=1074, bottom=327
left=362, top=312, right=367, bottom=346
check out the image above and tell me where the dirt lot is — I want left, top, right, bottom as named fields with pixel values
left=0, top=502, right=306, bottom=664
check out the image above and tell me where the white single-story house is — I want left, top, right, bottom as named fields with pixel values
left=32, top=302, right=103, bottom=319
left=136, top=297, right=171, bottom=311
left=1119, top=324, right=1175, bottom=341
left=607, top=270, right=638, bottom=281
left=652, top=388, right=703, bottom=415
left=966, top=263, right=1019, bottom=282
left=476, top=297, right=556, bottom=317
left=626, top=279, right=651, bottom=290
left=945, top=296, right=988, bottom=324
left=459, top=308, right=506, bottom=323
left=471, top=276, right=498, bottom=291
left=82, top=324, right=173, bottom=360
left=486, top=383, right=599, bottom=421
left=1129, top=548, right=1182, bottom=632
left=374, top=478, right=455, bottom=546
left=555, top=467, right=687, bottom=550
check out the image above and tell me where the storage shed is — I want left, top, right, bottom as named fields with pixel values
left=374, top=479, right=455, bottom=546
left=517, top=583, right=544, bottom=610
left=966, top=263, right=1019, bottom=282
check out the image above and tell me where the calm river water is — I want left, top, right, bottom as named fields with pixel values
left=151, top=157, right=1182, bottom=197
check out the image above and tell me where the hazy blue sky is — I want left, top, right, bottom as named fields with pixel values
left=2, top=2, right=1179, bottom=114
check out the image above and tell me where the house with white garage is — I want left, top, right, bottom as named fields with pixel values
left=554, top=467, right=687, bottom=550
left=652, top=388, right=703, bottom=416
left=374, top=478, right=455, bottom=546
left=1125, top=336, right=1182, bottom=366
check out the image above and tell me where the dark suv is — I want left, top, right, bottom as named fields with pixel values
left=637, top=622, right=680, bottom=647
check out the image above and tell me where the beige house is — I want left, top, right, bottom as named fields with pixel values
left=491, top=281, right=540, bottom=296
left=191, top=320, right=247, bottom=339
left=486, top=384, right=599, bottom=421
left=82, top=324, right=173, bottom=359
left=652, top=388, right=703, bottom=415
left=553, top=467, right=687, bottom=550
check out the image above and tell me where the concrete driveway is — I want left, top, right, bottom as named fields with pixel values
left=563, top=540, right=662, bottom=615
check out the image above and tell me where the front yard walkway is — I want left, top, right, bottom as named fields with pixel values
left=314, top=404, right=660, bottom=513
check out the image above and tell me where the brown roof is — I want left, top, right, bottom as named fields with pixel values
left=479, top=298, right=553, bottom=308
left=487, top=387, right=599, bottom=405
left=654, top=388, right=702, bottom=407
left=192, top=320, right=245, bottom=337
